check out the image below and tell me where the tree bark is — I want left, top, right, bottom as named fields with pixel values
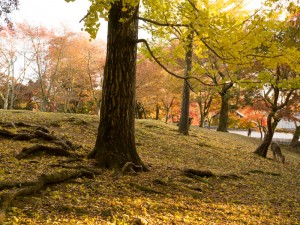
left=197, top=93, right=213, bottom=128
left=178, top=31, right=193, bottom=135
left=9, top=60, right=15, bottom=110
left=217, top=90, right=230, bottom=132
left=89, top=2, right=146, bottom=171
left=290, top=123, right=300, bottom=145
left=198, top=96, right=204, bottom=127
left=254, top=112, right=279, bottom=157
left=155, top=104, right=160, bottom=120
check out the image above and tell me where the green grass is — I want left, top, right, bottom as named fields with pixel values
left=0, top=110, right=299, bottom=224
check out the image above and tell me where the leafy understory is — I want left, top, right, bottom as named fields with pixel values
left=0, top=110, right=299, bottom=224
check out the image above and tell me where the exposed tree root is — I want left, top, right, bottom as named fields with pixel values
left=66, top=117, right=88, bottom=125
left=183, top=169, right=244, bottom=180
left=129, top=182, right=163, bottom=194
left=0, top=121, right=49, bottom=131
left=0, top=124, right=80, bottom=156
left=183, top=169, right=216, bottom=178
left=0, top=129, right=15, bottom=138
left=244, top=170, right=281, bottom=176
left=16, top=144, right=79, bottom=159
left=0, top=169, right=100, bottom=223
left=0, top=181, right=38, bottom=191
left=122, top=162, right=143, bottom=175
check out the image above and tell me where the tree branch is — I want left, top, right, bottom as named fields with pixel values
left=136, top=38, right=215, bottom=87
left=137, top=17, right=189, bottom=27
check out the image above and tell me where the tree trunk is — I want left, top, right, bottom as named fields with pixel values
left=197, top=97, right=204, bottom=127
left=254, top=112, right=279, bottom=157
left=135, top=101, right=144, bottom=119
left=9, top=62, right=15, bottom=110
left=165, top=108, right=170, bottom=123
left=2, top=77, right=10, bottom=109
left=178, top=31, right=193, bottom=135
left=217, top=91, right=230, bottom=132
left=257, top=120, right=263, bottom=140
left=290, top=123, right=300, bottom=145
left=89, top=2, right=146, bottom=171
left=155, top=105, right=159, bottom=120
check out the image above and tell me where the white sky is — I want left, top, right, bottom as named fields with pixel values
left=11, top=0, right=108, bottom=41
left=10, top=0, right=262, bottom=42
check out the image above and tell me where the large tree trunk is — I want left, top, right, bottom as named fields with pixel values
left=254, top=112, right=279, bottom=157
left=217, top=90, right=230, bottom=132
left=178, top=31, right=193, bottom=135
left=89, top=2, right=146, bottom=171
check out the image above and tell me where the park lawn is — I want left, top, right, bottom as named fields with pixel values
left=0, top=110, right=299, bottom=224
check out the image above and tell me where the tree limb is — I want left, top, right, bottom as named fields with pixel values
left=136, top=38, right=215, bottom=87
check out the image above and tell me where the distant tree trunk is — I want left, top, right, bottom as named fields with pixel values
left=217, top=88, right=231, bottom=132
left=179, top=31, right=193, bottom=135
left=197, top=94, right=213, bottom=128
left=165, top=109, right=169, bottom=123
left=199, top=98, right=204, bottom=127
left=254, top=69, right=294, bottom=158
left=155, top=104, right=160, bottom=120
left=254, top=112, right=279, bottom=157
left=135, top=101, right=144, bottom=119
left=9, top=64, right=14, bottom=110
left=257, top=119, right=264, bottom=140
left=89, top=2, right=146, bottom=171
left=290, top=123, right=300, bottom=145
left=0, top=87, right=9, bottom=109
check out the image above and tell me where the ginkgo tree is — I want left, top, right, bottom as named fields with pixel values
left=140, top=0, right=255, bottom=133
left=64, top=0, right=299, bottom=170
left=251, top=6, right=300, bottom=158
left=68, top=0, right=242, bottom=168
left=66, top=0, right=149, bottom=171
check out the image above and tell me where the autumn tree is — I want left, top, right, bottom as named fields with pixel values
left=0, top=27, right=30, bottom=109
left=0, top=0, right=18, bottom=30
left=195, top=85, right=216, bottom=127
left=281, top=93, right=300, bottom=145
left=54, top=33, right=105, bottom=114
left=252, top=9, right=300, bottom=157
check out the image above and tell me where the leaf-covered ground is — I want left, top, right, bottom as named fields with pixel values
left=0, top=110, right=299, bottom=224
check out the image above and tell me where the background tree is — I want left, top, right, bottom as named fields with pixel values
left=195, top=85, right=215, bottom=127
left=0, top=0, right=19, bottom=30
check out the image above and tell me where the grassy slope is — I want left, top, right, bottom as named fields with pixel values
left=0, top=110, right=299, bottom=224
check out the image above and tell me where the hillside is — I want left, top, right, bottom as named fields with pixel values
left=0, top=110, right=299, bottom=224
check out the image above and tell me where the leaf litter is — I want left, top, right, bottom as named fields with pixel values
left=0, top=110, right=299, bottom=224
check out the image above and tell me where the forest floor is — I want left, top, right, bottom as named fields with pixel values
left=0, top=110, right=299, bottom=225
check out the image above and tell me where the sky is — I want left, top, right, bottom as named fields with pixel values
left=11, top=0, right=108, bottom=41
left=10, top=0, right=262, bottom=42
